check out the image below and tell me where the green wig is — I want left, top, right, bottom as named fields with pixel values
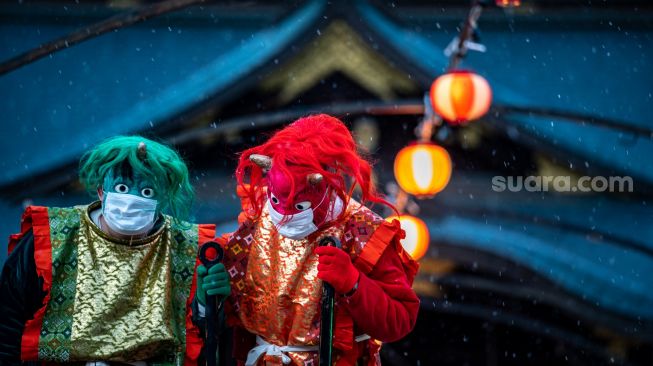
left=79, top=135, right=194, bottom=222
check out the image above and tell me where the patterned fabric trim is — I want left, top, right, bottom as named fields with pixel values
left=223, top=220, right=257, bottom=327
left=354, top=220, right=401, bottom=274
left=332, top=205, right=386, bottom=353
left=336, top=209, right=419, bottom=366
left=184, top=224, right=216, bottom=366
left=37, top=206, right=81, bottom=362
left=341, top=206, right=384, bottom=273
left=14, top=206, right=54, bottom=360
left=167, top=220, right=205, bottom=366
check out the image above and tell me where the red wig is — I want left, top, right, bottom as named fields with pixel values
left=236, top=114, right=393, bottom=223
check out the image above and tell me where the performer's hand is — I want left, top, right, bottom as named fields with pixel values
left=315, top=246, right=360, bottom=294
left=196, top=263, right=231, bottom=305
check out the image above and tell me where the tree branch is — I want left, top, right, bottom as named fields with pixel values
left=0, top=0, right=205, bottom=76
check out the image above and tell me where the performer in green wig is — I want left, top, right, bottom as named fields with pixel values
left=0, top=136, right=230, bottom=365
left=79, top=135, right=195, bottom=228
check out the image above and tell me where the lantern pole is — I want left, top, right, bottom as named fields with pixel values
left=449, top=1, right=485, bottom=71
left=389, top=1, right=510, bottom=256
left=393, top=0, right=485, bottom=210
left=391, top=0, right=486, bottom=214
left=419, top=0, right=485, bottom=143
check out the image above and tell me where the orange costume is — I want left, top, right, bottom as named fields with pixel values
left=222, top=115, right=420, bottom=365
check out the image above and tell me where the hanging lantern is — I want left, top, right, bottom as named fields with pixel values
left=386, top=215, right=430, bottom=261
left=429, top=70, right=492, bottom=124
left=495, top=0, right=521, bottom=7
left=394, top=142, right=452, bottom=198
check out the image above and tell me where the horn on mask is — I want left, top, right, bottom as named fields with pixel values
left=307, top=173, right=323, bottom=185
left=137, top=142, right=147, bottom=161
left=249, top=154, right=272, bottom=172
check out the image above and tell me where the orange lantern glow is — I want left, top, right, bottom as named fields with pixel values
left=394, top=142, right=452, bottom=198
left=386, top=215, right=430, bottom=261
left=429, top=70, right=492, bottom=124
left=495, top=0, right=521, bottom=7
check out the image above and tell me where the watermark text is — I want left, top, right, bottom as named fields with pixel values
left=491, top=175, right=633, bottom=192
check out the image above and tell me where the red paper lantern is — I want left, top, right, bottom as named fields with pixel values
left=496, top=0, right=521, bottom=7
left=386, top=215, right=430, bottom=261
left=394, top=142, right=452, bottom=198
left=429, top=70, right=492, bottom=124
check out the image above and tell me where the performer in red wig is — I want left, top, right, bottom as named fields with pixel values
left=198, top=114, right=419, bottom=365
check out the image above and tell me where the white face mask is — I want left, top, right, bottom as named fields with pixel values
left=267, top=200, right=317, bottom=240
left=102, top=192, right=158, bottom=236
left=267, top=192, right=344, bottom=240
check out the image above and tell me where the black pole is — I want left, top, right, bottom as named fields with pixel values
left=318, top=236, right=341, bottom=366
left=448, top=0, right=484, bottom=71
left=198, top=241, right=225, bottom=366
left=0, top=0, right=205, bottom=76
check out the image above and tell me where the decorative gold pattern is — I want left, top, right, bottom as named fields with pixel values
left=66, top=203, right=187, bottom=361
left=260, top=20, right=419, bottom=103
left=238, top=206, right=348, bottom=365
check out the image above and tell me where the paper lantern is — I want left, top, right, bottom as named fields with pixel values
left=429, top=70, right=492, bottom=124
left=387, top=215, right=429, bottom=261
left=394, top=142, right=452, bottom=198
left=496, top=0, right=521, bottom=7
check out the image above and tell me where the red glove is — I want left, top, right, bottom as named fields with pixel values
left=315, top=246, right=360, bottom=294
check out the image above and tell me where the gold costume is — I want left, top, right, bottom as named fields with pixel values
left=15, top=203, right=207, bottom=364
left=237, top=208, right=346, bottom=365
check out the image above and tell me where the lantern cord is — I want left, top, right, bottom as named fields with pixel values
left=416, top=115, right=443, bottom=143
left=388, top=184, right=420, bottom=216
left=395, top=189, right=409, bottom=215
left=417, top=92, right=440, bottom=143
